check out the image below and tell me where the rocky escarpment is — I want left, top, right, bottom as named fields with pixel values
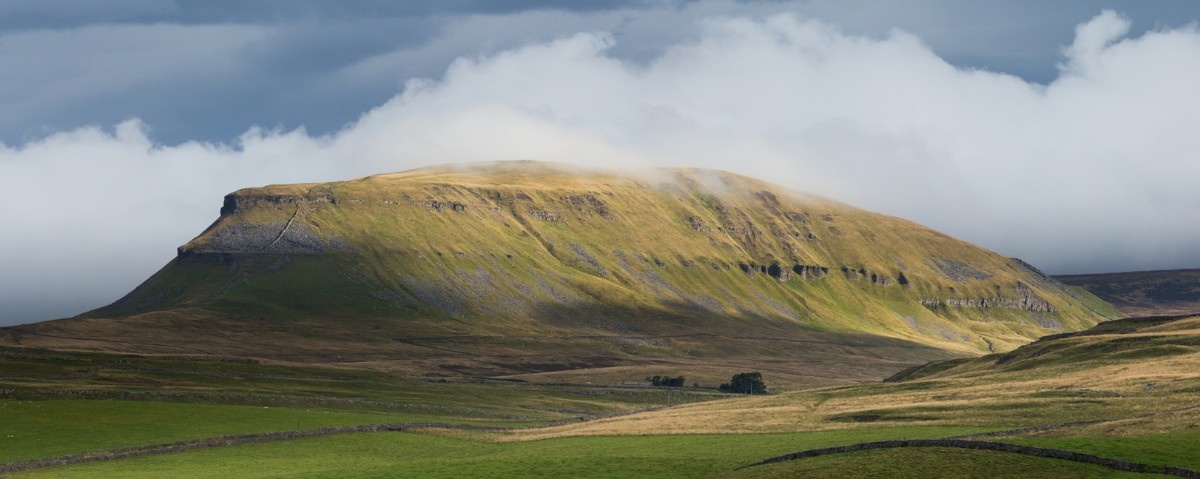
left=735, top=261, right=902, bottom=285
left=184, top=192, right=350, bottom=255
left=219, top=192, right=332, bottom=216
left=920, top=284, right=1056, bottom=312
left=185, top=221, right=350, bottom=255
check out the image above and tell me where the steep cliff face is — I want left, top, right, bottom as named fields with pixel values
left=182, top=192, right=349, bottom=255
left=22, top=162, right=1117, bottom=383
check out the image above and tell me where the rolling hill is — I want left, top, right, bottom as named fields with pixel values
left=504, top=313, right=1200, bottom=477
left=1056, top=269, right=1200, bottom=317
left=5, top=161, right=1118, bottom=386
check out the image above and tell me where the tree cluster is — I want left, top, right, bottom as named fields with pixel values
left=719, top=372, right=767, bottom=395
left=646, top=375, right=686, bottom=387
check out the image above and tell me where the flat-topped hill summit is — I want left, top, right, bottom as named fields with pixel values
left=10, top=161, right=1117, bottom=386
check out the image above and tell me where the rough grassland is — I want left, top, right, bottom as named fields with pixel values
left=509, top=316, right=1200, bottom=439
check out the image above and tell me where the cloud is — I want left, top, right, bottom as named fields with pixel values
left=4, top=10, right=1200, bottom=325
left=6, top=2, right=1193, bottom=146
left=0, top=23, right=272, bottom=143
left=1061, top=9, right=1131, bottom=74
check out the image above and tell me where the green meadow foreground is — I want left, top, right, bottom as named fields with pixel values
left=4, top=315, right=1200, bottom=477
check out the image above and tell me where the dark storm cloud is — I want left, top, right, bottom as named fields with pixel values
left=5, top=0, right=1197, bottom=145
left=0, top=0, right=657, bottom=31
left=0, top=0, right=665, bottom=144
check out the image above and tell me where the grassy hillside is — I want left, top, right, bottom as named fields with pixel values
left=8, top=161, right=1115, bottom=385
left=529, top=314, right=1200, bottom=439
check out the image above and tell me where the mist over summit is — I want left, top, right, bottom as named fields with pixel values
left=12, top=162, right=1117, bottom=386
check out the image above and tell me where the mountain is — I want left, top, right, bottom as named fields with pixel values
left=7, top=162, right=1118, bottom=386
left=1056, top=269, right=1200, bottom=317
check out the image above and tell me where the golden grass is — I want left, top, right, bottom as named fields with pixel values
left=492, top=318, right=1200, bottom=441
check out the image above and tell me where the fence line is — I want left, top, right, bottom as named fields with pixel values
left=737, top=439, right=1200, bottom=478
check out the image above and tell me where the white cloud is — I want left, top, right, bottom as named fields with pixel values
left=1060, top=9, right=1131, bottom=75
left=4, top=10, right=1200, bottom=324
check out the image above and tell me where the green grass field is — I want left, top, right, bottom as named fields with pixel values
left=1010, top=431, right=1200, bottom=471
left=0, top=400, right=401, bottom=463
left=12, top=427, right=1197, bottom=478
left=724, top=448, right=1166, bottom=479
left=9, top=427, right=986, bottom=479
left=0, top=346, right=726, bottom=471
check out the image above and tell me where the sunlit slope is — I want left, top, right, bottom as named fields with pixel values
left=889, top=313, right=1200, bottom=384
left=20, top=162, right=1113, bottom=380
left=503, top=314, right=1200, bottom=440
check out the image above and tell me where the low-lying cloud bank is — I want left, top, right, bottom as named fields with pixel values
left=3, top=11, right=1199, bottom=324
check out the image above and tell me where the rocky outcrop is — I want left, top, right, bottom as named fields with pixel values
left=686, top=216, right=712, bottom=232
left=792, top=264, right=828, bottom=279
left=422, top=200, right=466, bottom=212
left=766, top=263, right=789, bottom=280
left=186, top=192, right=350, bottom=255
left=219, top=192, right=334, bottom=216
left=526, top=206, right=565, bottom=221
left=934, top=258, right=993, bottom=282
left=566, top=194, right=614, bottom=219
left=841, top=266, right=870, bottom=281
left=739, top=262, right=827, bottom=280
left=184, top=221, right=350, bottom=255
left=921, top=284, right=1056, bottom=312
left=733, top=262, right=905, bottom=287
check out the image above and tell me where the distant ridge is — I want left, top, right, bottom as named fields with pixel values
left=1056, top=268, right=1200, bottom=317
